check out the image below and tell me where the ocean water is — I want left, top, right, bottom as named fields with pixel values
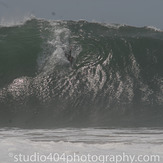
left=0, top=17, right=163, bottom=162
left=0, top=128, right=163, bottom=163
left=0, top=18, right=163, bottom=127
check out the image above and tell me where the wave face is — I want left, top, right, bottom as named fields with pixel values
left=0, top=19, right=163, bottom=128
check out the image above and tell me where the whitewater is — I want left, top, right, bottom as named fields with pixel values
left=0, top=128, right=163, bottom=163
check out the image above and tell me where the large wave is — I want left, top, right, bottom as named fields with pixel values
left=0, top=18, right=163, bottom=128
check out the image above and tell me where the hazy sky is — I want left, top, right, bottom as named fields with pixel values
left=0, top=0, right=163, bottom=28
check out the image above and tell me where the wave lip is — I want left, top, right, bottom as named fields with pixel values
left=145, top=26, right=162, bottom=32
left=0, top=14, right=36, bottom=27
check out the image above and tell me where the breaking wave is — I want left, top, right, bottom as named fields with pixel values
left=0, top=18, right=163, bottom=128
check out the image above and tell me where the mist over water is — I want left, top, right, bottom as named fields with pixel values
left=0, top=18, right=163, bottom=128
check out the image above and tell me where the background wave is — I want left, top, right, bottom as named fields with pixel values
left=0, top=18, right=163, bottom=128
